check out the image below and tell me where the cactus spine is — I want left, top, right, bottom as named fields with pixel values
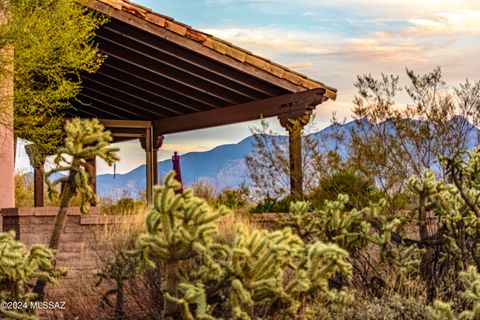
left=130, top=171, right=352, bottom=319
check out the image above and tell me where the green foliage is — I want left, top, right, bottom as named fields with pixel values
left=15, top=171, right=34, bottom=207
left=0, top=0, right=107, bottom=156
left=250, top=195, right=292, bottom=213
left=101, top=197, right=146, bottom=216
left=215, top=184, right=250, bottom=210
left=308, top=171, right=379, bottom=209
left=46, top=118, right=119, bottom=214
left=125, top=171, right=352, bottom=319
left=427, top=266, right=480, bottom=320
left=33, top=118, right=119, bottom=299
left=0, top=231, right=65, bottom=319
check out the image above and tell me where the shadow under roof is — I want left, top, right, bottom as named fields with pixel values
left=68, top=0, right=337, bottom=134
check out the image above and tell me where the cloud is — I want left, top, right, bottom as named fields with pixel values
left=406, top=10, right=480, bottom=36
left=73, top=0, right=480, bottom=174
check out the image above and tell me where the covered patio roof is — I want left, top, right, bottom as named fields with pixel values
left=33, top=0, right=338, bottom=205
left=71, top=0, right=336, bottom=136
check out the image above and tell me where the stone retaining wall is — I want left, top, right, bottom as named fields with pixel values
left=0, top=208, right=134, bottom=298
left=0, top=208, right=281, bottom=284
left=0, top=207, right=281, bottom=318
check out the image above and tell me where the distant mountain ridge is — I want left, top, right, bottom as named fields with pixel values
left=96, top=117, right=480, bottom=198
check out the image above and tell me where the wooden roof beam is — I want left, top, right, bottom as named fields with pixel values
left=90, top=1, right=311, bottom=94
left=98, top=37, right=250, bottom=105
left=99, top=63, right=212, bottom=111
left=154, top=88, right=325, bottom=135
left=97, top=32, right=263, bottom=102
left=100, top=23, right=284, bottom=97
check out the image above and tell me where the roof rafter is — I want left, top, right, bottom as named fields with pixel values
left=154, top=88, right=325, bottom=134
left=88, top=0, right=337, bottom=99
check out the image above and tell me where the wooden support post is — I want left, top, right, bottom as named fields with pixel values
left=153, top=150, right=158, bottom=186
left=288, top=123, right=303, bottom=201
left=279, top=111, right=311, bottom=201
left=33, top=161, right=45, bottom=207
left=145, top=127, right=153, bottom=204
left=86, top=157, right=97, bottom=206
left=152, top=135, right=164, bottom=186
left=141, top=130, right=162, bottom=203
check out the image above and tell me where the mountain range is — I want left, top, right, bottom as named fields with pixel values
left=96, top=117, right=480, bottom=198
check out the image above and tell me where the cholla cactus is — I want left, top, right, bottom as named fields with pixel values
left=403, top=148, right=480, bottom=301
left=45, top=118, right=119, bottom=250
left=35, top=118, right=118, bottom=299
left=459, top=266, right=480, bottom=319
left=283, top=195, right=397, bottom=252
left=130, top=171, right=229, bottom=318
left=46, top=118, right=119, bottom=215
left=281, top=193, right=425, bottom=295
left=129, top=171, right=353, bottom=319
left=426, top=300, right=455, bottom=320
left=223, top=226, right=351, bottom=319
left=426, top=266, right=480, bottom=320
left=0, top=231, right=65, bottom=319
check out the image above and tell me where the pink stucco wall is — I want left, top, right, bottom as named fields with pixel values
left=0, top=45, right=15, bottom=210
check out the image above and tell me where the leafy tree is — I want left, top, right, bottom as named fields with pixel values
left=342, top=67, right=480, bottom=211
left=245, top=118, right=343, bottom=200
left=0, top=0, right=107, bottom=158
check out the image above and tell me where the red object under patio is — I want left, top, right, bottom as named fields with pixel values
left=172, top=151, right=183, bottom=194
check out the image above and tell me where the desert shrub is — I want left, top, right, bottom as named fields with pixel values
left=98, top=172, right=353, bottom=319
left=215, top=183, right=251, bottom=210
left=250, top=195, right=292, bottom=213
left=101, top=197, right=147, bottom=216
left=15, top=171, right=33, bottom=207
left=190, top=179, right=216, bottom=203
left=0, top=231, right=65, bottom=319
left=307, top=170, right=379, bottom=209
left=427, top=266, right=480, bottom=319
left=340, top=293, right=428, bottom=320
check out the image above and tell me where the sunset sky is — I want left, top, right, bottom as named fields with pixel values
left=15, top=0, right=480, bottom=174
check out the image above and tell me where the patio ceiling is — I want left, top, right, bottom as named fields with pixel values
left=66, top=0, right=336, bottom=136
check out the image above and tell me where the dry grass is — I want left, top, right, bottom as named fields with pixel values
left=215, top=210, right=260, bottom=244
left=44, top=208, right=149, bottom=320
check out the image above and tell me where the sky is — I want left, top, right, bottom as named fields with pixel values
left=15, top=0, right=480, bottom=174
